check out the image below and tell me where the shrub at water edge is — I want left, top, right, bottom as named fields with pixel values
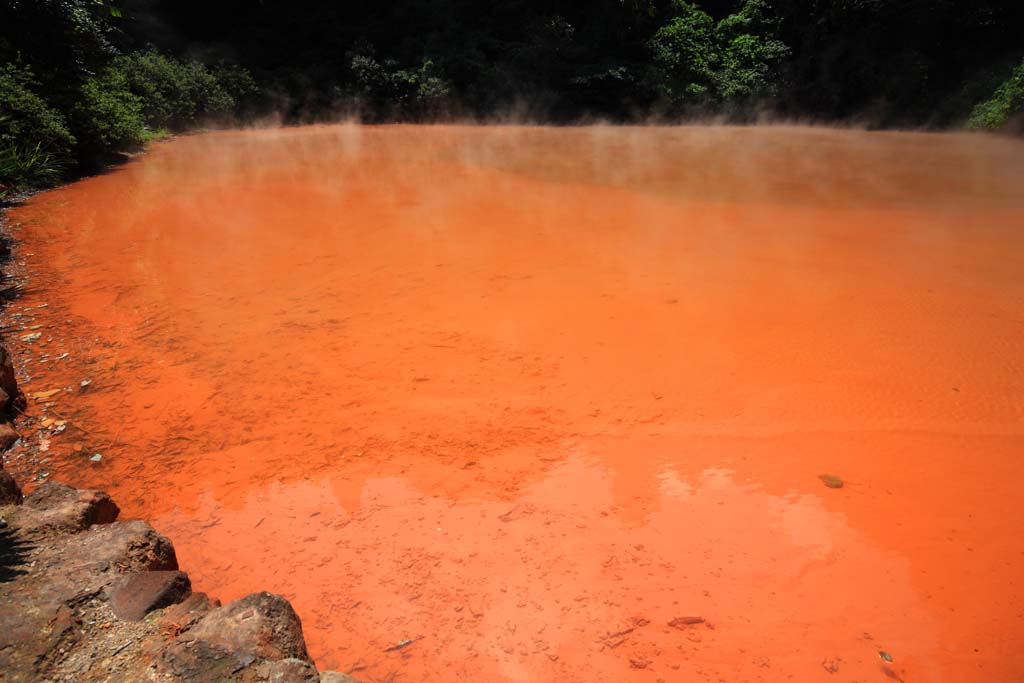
left=968, top=60, right=1024, bottom=132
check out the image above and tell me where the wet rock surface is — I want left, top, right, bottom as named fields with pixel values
left=0, top=473, right=362, bottom=683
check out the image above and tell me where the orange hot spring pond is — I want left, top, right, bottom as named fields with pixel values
left=3, top=124, right=1024, bottom=682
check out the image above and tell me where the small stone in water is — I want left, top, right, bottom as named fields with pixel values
left=89, top=453, right=102, bottom=463
left=819, top=474, right=844, bottom=489
left=384, top=638, right=416, bottom=652
left=668, top=616, right=705, bottom=629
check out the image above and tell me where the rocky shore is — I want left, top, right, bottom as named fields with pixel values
left=0, top=459, right=360, bottom=682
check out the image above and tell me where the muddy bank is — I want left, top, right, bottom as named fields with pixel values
left=0, top=470, right=360, bottom=683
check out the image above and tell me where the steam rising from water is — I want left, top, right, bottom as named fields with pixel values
left=6, top=125, right=1024, bottom=683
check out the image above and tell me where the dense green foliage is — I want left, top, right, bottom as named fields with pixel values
left=968, top=61, right=1024, bottom=132
left=141, top=0, right=1021, bottom=126
left=648, top=0, right=789, bottom=109
left=110, top=50, right=238, bottom=130
left=1, top=0, right=1022, bottom=194
left=75, top=66, right=145, bottom=152
left=0, top=64, right=76, bottom=157
left=347, top=52, right=453, bottom=118
left=0, top=0, right=255, bottom=195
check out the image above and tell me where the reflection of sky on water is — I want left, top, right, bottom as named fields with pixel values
left=155, top=451, right=934, bottom=682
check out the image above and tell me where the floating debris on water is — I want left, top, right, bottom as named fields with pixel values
left=20, top=332, right=41, bottom=343
left=89, top=453, right=103, bottom=463
left=384, top=637, right=419, bottom=652
left=80, top=379, right=92, bottom=388
left=31, top=389, right=62, bottom=401
left=819, top=474, right=844, bottom=489
left=878, top=650, right=893, bottom=663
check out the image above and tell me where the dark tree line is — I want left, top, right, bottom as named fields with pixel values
left=2, top=0, right=1022, bottom=193
left=146, top=0, right=1023, bottom=125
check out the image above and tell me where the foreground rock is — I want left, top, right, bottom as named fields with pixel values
left=0, top=467, right=20, bottom=504
left=0, top=477, right=359, bottom=683
left=13, top=480, right=121, bottom=534
left=0, top=343, right=24, bottom=414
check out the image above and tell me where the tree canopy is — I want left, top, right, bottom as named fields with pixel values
left=137, top=0, right=1022, bottom=125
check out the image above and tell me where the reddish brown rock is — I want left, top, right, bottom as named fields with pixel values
left=14, top=480, right=119, bottom=535
left=0, top=480, right=342, bottom=683
left=320, top=673, right=365, bottom=683
left=0, top=469, right=21, bottom=505
left=157, top=641, right=261, bottom=682
left=256, top=658, right=321, bottom=682
left=157, top=592, right=312, bottom=681
left=64, top=519, right=179, bottom=575
left=183, top=592, right=311, bottom=662
left=0, top=420, right=18, bottom=450
left=160, top=591, right=221, bottom=632
left=0, top=517, right=176, bottom=681
left=0, top=345, right=23, bottom=413
left=110, top=570, right=191, bottom=621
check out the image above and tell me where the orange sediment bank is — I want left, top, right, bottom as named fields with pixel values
left=2, top=124, right=1023, bottom=682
